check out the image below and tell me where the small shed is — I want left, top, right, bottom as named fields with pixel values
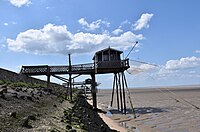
left=93, top=47, right=123, bottom=62
left=92, top=47, right=129, bottom=72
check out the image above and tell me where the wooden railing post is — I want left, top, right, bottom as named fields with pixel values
left=47, top=66, right=50, bottom=89
left=68, top=54, right=72, bottom=101
left=91, top=73, right=97, bottom=109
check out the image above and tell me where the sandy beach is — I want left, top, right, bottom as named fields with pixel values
left=96, top=86, right=200, bottom=132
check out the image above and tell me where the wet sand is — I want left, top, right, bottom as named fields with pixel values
left=97, top=86, right=200, bottom=132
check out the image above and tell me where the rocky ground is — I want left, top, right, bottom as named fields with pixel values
left=0, top=68, right=116, bottom=132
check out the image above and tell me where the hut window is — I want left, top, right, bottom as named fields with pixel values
left=98, top=54, right=102, bottom=61
left=110, top=54, right=116, bottom=61
left=103, top=54, right=109, bottom=61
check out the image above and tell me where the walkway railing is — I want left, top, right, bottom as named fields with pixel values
left=20, top=59, right=129, bottom=75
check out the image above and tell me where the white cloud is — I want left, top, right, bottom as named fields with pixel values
left=157, top=56, right=200, bottom=77
left=127, top=56, right=200, bottom=87
left=0, top=36, right=7, bottom=49
left=7, top=23, right=144, bottom=55
left=121, top=20, right=131, bottom=26
left=46, top=6, right=50, bottom=9
left=4, top=23, right=8, bottom=26
left=12, top=21, right=17, bottom=25
left=78, top=18, right=110, bottom=31
left=165, top=56, right=200, bottom=70
left=128, top=57, right=200, bottom=77
left=8, top=0, right=32, bottom=8
left=195, top=50, right=200, bottom=53
left=112, top=28, right=123, bottom=35
left=133, top=13, right=154, bottom=31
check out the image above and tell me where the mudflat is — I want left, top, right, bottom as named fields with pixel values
left=97, top=86, right=200, bottom=132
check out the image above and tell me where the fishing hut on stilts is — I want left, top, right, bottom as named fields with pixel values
left=20, top=46, right=134, bottom=115
left=93, top=47, right=130, bottom=114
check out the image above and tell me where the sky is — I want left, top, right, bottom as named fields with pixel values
left=0, top=0, right=200, bottom=88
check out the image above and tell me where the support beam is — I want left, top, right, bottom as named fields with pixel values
left=68, top=54, right=72, bottom=101
left=123, top=72, right=136, bottom=118
left=47, top=66, right=50, bottom=89
left=91, top=73, right=97, bottom=109
left=69, top=74, right=72, bottom=101
left=118, top=73, right=123, bottom=112
left=121, top=72, right=126, bottom=114
left=115, top=73, right=120, bottom=111
left=110, top=74, right=116, bottom=107
left=51, top=74, right=68, bottom=82
left=47, top=75, right=50, bottom=89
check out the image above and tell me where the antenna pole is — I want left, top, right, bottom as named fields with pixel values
left=125, top=41, right=138, bottom=59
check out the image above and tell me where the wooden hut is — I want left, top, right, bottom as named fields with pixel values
left=93, top=47, right=129, bottom=73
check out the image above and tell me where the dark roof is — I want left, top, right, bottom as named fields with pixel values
left=95, top=47, right=122, bottom=54
left=92, top=47, right=123, bottom=60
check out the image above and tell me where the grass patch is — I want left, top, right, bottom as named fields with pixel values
left=0, top=80, right=46, bottom=88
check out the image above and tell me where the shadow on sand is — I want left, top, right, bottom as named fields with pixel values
left=109, top=107, right=167, bottom=115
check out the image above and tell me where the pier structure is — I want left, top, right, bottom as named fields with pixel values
left=20, top=47, right=130, bottom=112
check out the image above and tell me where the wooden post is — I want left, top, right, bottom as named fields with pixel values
left=91, top=73, right=97, bottom=109
left=123, top=72, right=136, bottom=118
left=69, top=74, right=72, bottom=101
left=47, top=75, right=50, bottom=89
left=121, top=72, right=126, bottom=114
left=115, top=73, right=120, bottom=111
left=110, top=73, right=116, bottom=107
left=68, top=54, right=72, bottom=101
left=118, top=73, right=123, bottom=112
left=47, top=66, right=50, bottom=89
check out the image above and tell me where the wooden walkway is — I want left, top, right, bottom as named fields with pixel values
left=20, top=59, right=129, bottom=75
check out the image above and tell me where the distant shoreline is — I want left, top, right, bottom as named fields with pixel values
left=98, top=84, right=200, bottom=90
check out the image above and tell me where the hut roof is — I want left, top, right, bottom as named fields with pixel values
left=92, top=47, right=123, bottom=60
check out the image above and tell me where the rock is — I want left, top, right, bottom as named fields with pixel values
left=0, top=93, right=6, bottom=100
left=53, top=104, right=57, bottom=108
left=86, top=114, right=90, bottom=118
left=66, top=124, right=72, bottom=130
left=27, top=96, right=33, bottom=101
left=19, top=95, right=26, bottom=100
left=22, top=118, right=32, bottom=128
left=100, top=124, right=106, bottom=131
left=0, top=88, right=7, bottom=94
left=22, top=87, right=27, bottom=92
left=69, top=129, right=76, bottom=132
left=2, top=85, right=7, bottom=89
left=16, top=87, right=22, bottom=92
left=28, top=115, right=36, bottom=121
left=10, top=112, right=17, bottom=118
left=12, top=93, right=18, bottom=98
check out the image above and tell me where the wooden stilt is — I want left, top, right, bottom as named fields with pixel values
left=118, top=73, right=123, bottom=112
left=47, top=75, right=50, bottom=89
left=121, top=72, right=126, bottom=114
left=66, top=81, right=69, bottom=99
left=110, top=73, right=116, bottom=107
left=47, top=66, right=50, bottom=89
left=68, top=54, right=72, bottom=101
left=115, top=74, right=120, bottom=111
left=123, top=72, right=136, bottom=118
left=69, top=74, right=72, bottom=101
left=91, top=73, right=97, bottom=109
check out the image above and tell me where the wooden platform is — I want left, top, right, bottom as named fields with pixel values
left=20, top=59, right=129, bottom=75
